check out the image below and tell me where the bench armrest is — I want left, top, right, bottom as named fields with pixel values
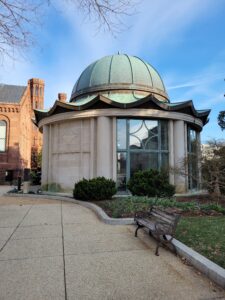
left=154, top=221, right=174, bottom=236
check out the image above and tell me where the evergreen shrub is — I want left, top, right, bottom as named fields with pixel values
left=127, top=169, right=175, bottom=197
left=73, top=177, right=117, bottom=201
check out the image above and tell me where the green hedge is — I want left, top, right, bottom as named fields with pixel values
left=73, top=177, right=117, bottom=201
left=127, top=169, right=175, bottom=198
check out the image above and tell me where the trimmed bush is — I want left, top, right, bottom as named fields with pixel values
left=127, top=169, right=175, bottom=198
left=73, top=177, right=117, bottom=201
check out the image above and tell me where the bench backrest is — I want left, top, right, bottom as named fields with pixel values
left=150, top=206, right=180, bottom=233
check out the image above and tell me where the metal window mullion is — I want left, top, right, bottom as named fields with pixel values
left=129, top=149, right=168, bottom=153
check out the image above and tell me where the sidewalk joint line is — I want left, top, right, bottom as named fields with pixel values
left=0, top=205, right=34, bottom=253
left=0, top=254, right=63, bottom=262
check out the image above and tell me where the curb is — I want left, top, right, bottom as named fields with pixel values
left=4, top=192, right=225, bottom=289
left=172, top=238, right=225, bottom=289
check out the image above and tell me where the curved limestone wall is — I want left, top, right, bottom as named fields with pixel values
left=40, top=109, right=202, bottom=193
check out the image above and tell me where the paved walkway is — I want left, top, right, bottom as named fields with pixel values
left=0, top=196, right=224, bottom=300
left=0, top=185, right=11, bottom=196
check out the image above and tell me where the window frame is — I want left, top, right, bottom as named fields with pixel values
left=0, top=120, right=7, bottom=152
left=116, top=118, right=169, bottom=189
left=187, top=125, right=199, bottom=191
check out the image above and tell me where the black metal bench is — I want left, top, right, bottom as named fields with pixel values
left=134, top=206, right=181, bottom=256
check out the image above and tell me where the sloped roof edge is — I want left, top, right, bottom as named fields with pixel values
left=34, top=94, right=210, bottom=125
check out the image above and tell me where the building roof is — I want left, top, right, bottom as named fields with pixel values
left=34, top=94, right=210, bottom=127
left=70, top=54, right=169, bottom=103
left=0, top=84, right=26, bottom=104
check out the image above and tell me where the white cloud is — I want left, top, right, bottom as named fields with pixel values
left=0, top=0, right=224, bottom=109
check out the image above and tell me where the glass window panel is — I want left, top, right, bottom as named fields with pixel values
left=161, top=121, right=168, bottom=150
left=0, top=121, right=6, bottom=139
left=188, top=154, right=198, bottom=190
left=161, top=153, right=169, bottom=171
left=117, top=152, right=127, bottom=190
left=187, top=127, right=197, bottom=154
left=191, top=139, right=197, bottom=154
left=0, top=139, right=5, bottom=151
left=145, top=135, right=158, bottom=150
left=190, top=129, right=197, bottom=153
left=144, top=120, right=158, bottom=131
left=129, top=136, right=141, bottom=149
left=129, top=120, right=149, bottom=149
left=129, top=119, right=143, bottom=134
left=117, top=119, right=127, bottom=150
left=187, top=126, right=199, bottom=190
left=143, top=121, right=158, bottom=150
left=0, top=121, right=6, bottom=151
left=130, top=152, right=158, bottom=177
left=116, top=118, right=169, bottom=189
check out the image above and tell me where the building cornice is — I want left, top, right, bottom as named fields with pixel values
left=38, top=108, right=204, bottom=130
left=35, top=94, right=210, bottom=128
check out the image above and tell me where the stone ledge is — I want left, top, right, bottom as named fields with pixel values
left=4, top=192, right=225, bottom=289
left=172, top=238, right=225, bottom=289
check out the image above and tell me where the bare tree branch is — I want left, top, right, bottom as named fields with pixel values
left=218, top=110, right=225, bottom=131
left=0, top=0, right=138, bottom=61
left=73, top=0, right=138, bottom=34
left=0, top=0, right=45, bottom=61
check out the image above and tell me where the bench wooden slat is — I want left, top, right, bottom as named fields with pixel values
left=150, top=211, right=175, bottom=225
left=150, top=208, right=177, bottom=222
left=136, top=219, right=155, bottom=230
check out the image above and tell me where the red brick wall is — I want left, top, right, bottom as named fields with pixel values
left=0, top=78, right=44, bottom=184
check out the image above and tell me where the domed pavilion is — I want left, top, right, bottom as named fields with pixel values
left=35, top=54, right=210, bottom=193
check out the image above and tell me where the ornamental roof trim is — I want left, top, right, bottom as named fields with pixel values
left=34, top=94, right=210, bottom=126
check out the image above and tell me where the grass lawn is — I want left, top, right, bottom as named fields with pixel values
left=95, top=197, right=225, bottom=269
left=176, top=216, right=225, bottom=269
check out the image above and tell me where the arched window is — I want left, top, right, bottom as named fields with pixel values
left=0, top=120, right=7, bottom=152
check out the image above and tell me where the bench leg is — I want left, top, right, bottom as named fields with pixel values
left=135, top=224, right=143, bottom=237
left=155, top=234, right=168, bottom=256
left=155, top=241, right=162, bottom=256
left=155, top=236, right=177, bottom=256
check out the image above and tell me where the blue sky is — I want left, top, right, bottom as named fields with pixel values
left=0, top=0, right=225, bottom=142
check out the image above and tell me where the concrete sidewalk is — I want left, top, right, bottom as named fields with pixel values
left=0, top=185, right=11, bottom=196
left=0, top=196, right=224, bottom=300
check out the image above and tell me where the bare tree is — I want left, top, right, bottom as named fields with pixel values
left=217, top=79, right=225, bottom=131
left=218, top=111, right=225, bottom=131
left=0, top=0, right=40, bottom=59
left=201, top=139, right=225, bottom=201
left=171, top=139, right=225, bottom=203
left=75, top=0, right=137, bottom=33
left=0, top=0, right=137, bottom=60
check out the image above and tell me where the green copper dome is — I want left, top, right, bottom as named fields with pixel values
left=70, top=54, right=169, bottom=103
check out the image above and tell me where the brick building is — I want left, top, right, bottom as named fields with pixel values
left=0, top=78, right=44, bottom=184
